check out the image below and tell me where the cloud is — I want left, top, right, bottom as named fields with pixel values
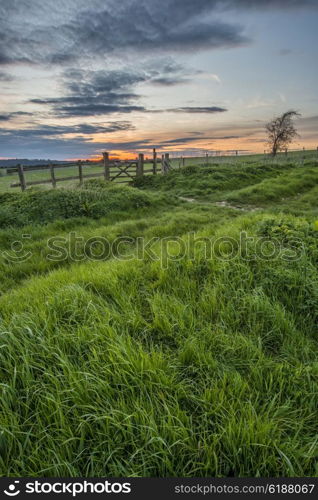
left=62, top=0, right=316, bottom=60
left=278, top=48, right=293, bottom=56
left=0, top=115, right=14, bottom=122
left=1, top=0, right=315, bottom=158
left=59, top=105, right=146, bottom=116
left=222, top=0, right=317, bottom=8
left=69, top=123, right=135, bottom=134
left=166, top=106, right=228, bottom=113
left=150, top=76, right=191, bottom=86
left=0, top=122, right=134, bottom=138
left=149, top=60, right=193, bottom=86
left=29, top=65, right=202, bottom=117
left=0, top=1, right=249, bottom=68
left=31, top=99, right=146, bottom=117
left=29, top=68, right=143, bottom=116
left=300, top=115, right=318, bottom=123
left=161, top=134, right=245, bottom=145
left=0, top=112, right=33, bottom=122
left=0, top=121, right=140, bottom=158
left=1, top=0, right=316, bottom=69
left=247, top=97, right=275, bottom=109
left=164, top=136, right=211, bottom=145
left=299, top=115, right=318, bottom=133
left=68, top=11, right=247, bottom=57
left=0, top=131, right=153, bottom=159
left=210, top=74, right=222, bottom=84
left=0, top=121, right=136, bottom=158
left=0, top=71, right=13, bottom=81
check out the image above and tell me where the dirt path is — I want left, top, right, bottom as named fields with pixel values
left=178, top=196, right=196, bottom=203
left=178, top=196, right=259, bottom=212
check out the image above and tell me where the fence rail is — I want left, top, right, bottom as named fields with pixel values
left=8, top=149, right=172, bottom=191
left=6, top=147, right=318, bottom=191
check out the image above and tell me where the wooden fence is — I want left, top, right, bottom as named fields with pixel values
left=9, top=149, right=172, bottom=191
left=8, top=147, right=318, bottom=191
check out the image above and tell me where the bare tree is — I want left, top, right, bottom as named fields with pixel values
left=266, top=110, right=301, bottom=156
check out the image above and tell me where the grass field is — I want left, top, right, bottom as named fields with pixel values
left=0, top=152, right=317, bottom=477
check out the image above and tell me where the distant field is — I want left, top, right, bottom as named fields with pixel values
left=0, top=161, right=156, bottom=192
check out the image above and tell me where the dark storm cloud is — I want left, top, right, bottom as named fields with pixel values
left=68, top=11, right=247, bottom=56
left=29, top=69, right=142, bottom=116
left=1, top=0, right=316, bottom=68
left=30, top=66, right=228, bottom=116
left=29, top=66, right=199, bottom=117
left=0, top=1, right=248, bottom=68
left=63, top=0, right=317, bottom=60
left=64, top=69, right=144, bottom=96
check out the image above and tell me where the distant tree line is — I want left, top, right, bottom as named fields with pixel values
left=0, top=159, right=66, bottom=168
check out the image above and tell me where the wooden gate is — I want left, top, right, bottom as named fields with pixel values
left=9, top=149, right=172, bottom=191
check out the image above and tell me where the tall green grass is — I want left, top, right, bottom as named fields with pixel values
left=0, top=213, right=317, bottom=476
left=225, top=168, right=318, bottom=205
left=0, top=158, right=317, bottom=477
left=133, top=159, right=318, bottom=202
left=0, top=182, right=171, bottom=228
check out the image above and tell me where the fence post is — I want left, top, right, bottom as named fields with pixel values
left=50, top=164, right=57, bottom=188
left=18, top=164, right=26, bottom=191
left=103, top=152, right=110, bottom=181
left=137, top=153, right=144, bottom=177
left=78, top=160, right=83, bottom=185
left=164, top=153, right=170, bottom=174
left=153, top=148, right=157, bottom=175
left=160, top=154, right=164, bottom=174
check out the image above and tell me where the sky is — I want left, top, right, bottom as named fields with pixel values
left=0, top=0, right=317, bottom=160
